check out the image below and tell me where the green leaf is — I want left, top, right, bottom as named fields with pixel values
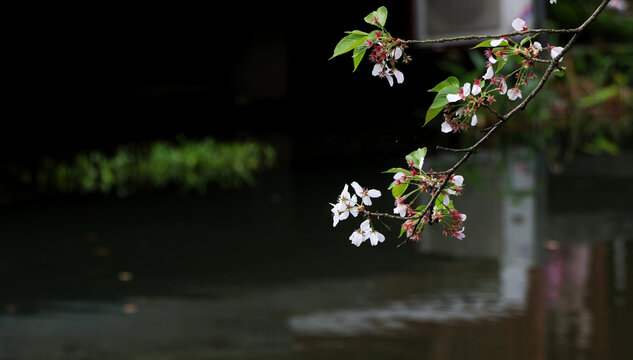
left=435, top=194, right=445, bottom=208
left=472, top=39, right=508, bottom=49
left=367, top=29, right=381, bottom=41
left=405, top=148, right=427, bottom=168
left=425, top=106, right=444, bottom=125
left=520, top=33, right=539, bottom=46
left=392, top=183, right=408, bottom=199
left=352, top=46, right=368, bottom=72
left=494, top=56, right=510, bottom=74
left=428, top=76, right=460, bottom=92
left=398, top=224, right=407, bottom=238
left=430, top=85, right=459, bottom=108
left=330, top=32, right=369, bottom=60
left=364, top=6, right=388, bottom=27
left=424, top=85, right=458, bottom=125
left=383, top=167, right=409, bottom=174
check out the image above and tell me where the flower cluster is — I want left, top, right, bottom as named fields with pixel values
left=387, top=148, right=467, bottom=242
left=368, top=36, right=410, bottom=86
left=439, top=17, right=565, bottom=134
left=330, top=182, right=385, bottom=247
left=329, top=6, right=412, bottom=87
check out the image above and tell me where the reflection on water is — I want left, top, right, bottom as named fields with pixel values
left=1, top=152, right=632, bottom=359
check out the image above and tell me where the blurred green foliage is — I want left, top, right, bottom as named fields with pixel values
left=435, top=0, right=633, bottom=170
left=15, top=137, right=275, bottom=197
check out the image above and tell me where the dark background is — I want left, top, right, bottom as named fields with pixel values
left=7, top=1, right=440, bottom=166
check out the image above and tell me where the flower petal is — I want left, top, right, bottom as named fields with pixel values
left=351, top=181, right=363, bottom=197
left=393, top=69, right=404, bottom=84
left=462, top=83, right=471, bottom=97
left=441, top=121, right=453, bottom=133
left=490, top=38, right=504, bottom=47
left=446, top=94, right=461, bottom=103
left=550, top=46, right=564, bottom=62
left=360, top=219, right=371, bottom=231
left=472, top=84, right=481, bottom=96
left=372, top=64, right=382, bottom=76
left=512, top=18, right=527, bottom=32
left=483, top=66, right=494, bottom=80
left=391, top=47, right=403, bottom=60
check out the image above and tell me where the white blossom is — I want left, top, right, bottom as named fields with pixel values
left=550, top=46, right=564, bottom=62
left=490, top=38, right=506, bottom=47
left=393, top=172, right=406, bottom=183
left=393, top=198, right=408, bottom=217
left=507, top=87, right=522, bottom=101
left=372, top=63, right=404, bottom=87
left=472, top=79, right=483, bottom=96
left=452, top=175, right=464, bottom=187
left=499, top=77, right=508, bottom=95
left=361, top=220, right=385, bottom=246
left=483, top=66, right=494, bottom=80
left=337, top=194, right=359, bottom=220
left=332, top=184, right=360, bottom=225
left=512, top=18, right=527, bottom=32
left=471, top=114, right=478, bottom=126
left=351, top=181, right=381, bottom=206
left=441, top=120, right=453, bottom=133
left=608, top=0, right=628, bottom=11
left=391, top=47, right=403, bottom=60
left=390, top=68, right=405, bottom=86
left=446, top=82, right=471, bottom=103
left=349, top=228, right=366, bottom=247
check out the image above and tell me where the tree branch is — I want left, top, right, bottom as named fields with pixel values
left=424, top=0, right=611, bottom=216
left=404, top=24, right=586, bottom=47
left=365, top=0, right=612, bottom=242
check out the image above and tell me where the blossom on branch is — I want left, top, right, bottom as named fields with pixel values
left=483, top=65, right=494, bottom=80
left=446, top=82, right=471, bottom=102
left=471, top=114, right=478, bottom=126
left=372, top=63, right=405, bottom=87
left=351, top=181, right=382, bottom=206
left=453, top=227, right=466, bottom=240
left=511, top=18, right=528, bottom=32
left=549, top=45, right=564, bottom=62
left=393, top=197, right=408, bottom=217
left=331, top=184, right=359, bottom=227
left=472, top=79, right=484, bottom=96
left=349, top=228, right=365, bottom=246
left=498, top=76, right=508, bottom=95
left=441, top=120, right=454, bottom=133
left=361, top=219, right=386, bottom=246
left=507, top=87, right=522, bottom=101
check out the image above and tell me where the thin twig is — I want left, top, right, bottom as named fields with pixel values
left=420, top=0, right=611, bottom=217
left=361, top=0, right=611, bottom=240
left=404, top=28, right=579, bottom=47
